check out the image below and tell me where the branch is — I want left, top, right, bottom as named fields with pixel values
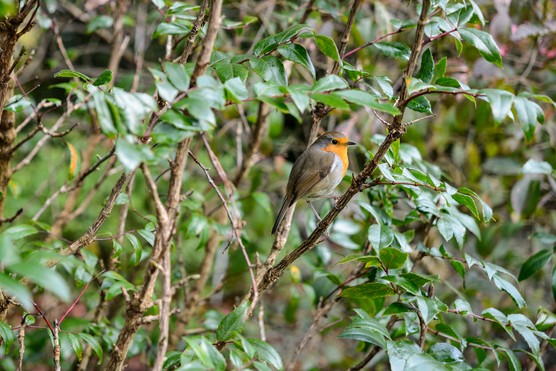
left=343, top=28, right=406, bottom=60
left=399, top=88, right=483, bottom=108
left=176, top=0, right=209, bottom=64
left=331, top=0, right=362, bottom=75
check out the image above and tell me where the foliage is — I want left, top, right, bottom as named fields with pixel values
left=0, top=0, right=555, bottom=370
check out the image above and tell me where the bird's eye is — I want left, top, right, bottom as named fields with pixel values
left=331, top=139, right=338, bottom=145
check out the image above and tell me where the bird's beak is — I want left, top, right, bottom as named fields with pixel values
left=347, top=141, right=357, bottom=146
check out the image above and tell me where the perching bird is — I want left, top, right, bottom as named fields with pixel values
left=272, top=131, right=356, bottom=234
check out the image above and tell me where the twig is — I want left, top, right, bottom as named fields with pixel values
left=12, top=98, right=90, bottom=173
left=0, top=208, right=23, bottom=224
left=331, top=0, right=362, bottom=74
left=416, top=308, right=427, bottom=349
left=399, top=89, right=483, bottom=108
left=17, top=320, right=25, bottom=371
left=188, top=150, right=259, bottom=314
left=177, top=0, right=210, bottom=64
left=233, top=102, right=269, bottom=186
left=32, top=145, right=116, bottom=221
left=344, top=29, right=406, bottom=60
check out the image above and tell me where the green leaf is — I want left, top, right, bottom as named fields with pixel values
left=384, top=302, right=414, bottom=314
left=113, top=89, right=156, bottom=135
left=368, top=224, right=395, bottom=249
left=522, top=159, right=552, bottom=175
left=9, top=261, right=71, bottom=302
left=224, top=77, right=248, bottom=103
left=91, top=90, right=117, bottom=137
left=387, top=340, right=446, bottom=370
left=277, top=43, right=315, bottom=78
left=492, top=275, right=526, bottom=308
left=407, top=95, right=432, bottom=114
left=3, top=224, right=38, bottom=240
left=54, top=69, right=91, bottom=82
left=452, top=192, right=480, bottom=220
left=253, top=24, right=311, bottom=56
left=115, top=138, right=153, bottom=171
left=406, top=77, right=436, bottom=96
left=153, top=21, right=191, bottom=38
left=447, top=6, right=474, bottom=27
left=80, top=333, right=103, bottom=364
left=248, top=338, right=283, bottom=370
left=152, top=70, right=179, bottom=102
left=481, top=89, right=515, bottom=124
left=0, top=321, right=15, bottom=352
left=416, top=49, right=434, bottom=83
left=341, top=283, right=396, bottom=299
left=126, top=233, right=143, bottom=265
left=373, top=41, right=411, bottom=61
left=213, top=62, right=249, bottom=83
left=92, top=69, right=112, bottom=86
left=379, top=247, right=408, bottom=270
left=310, top=93, right=350, bottom=110
left=518, top=249, right=552, bottom=281
left=469, top=0, right=486, bottom=25
left=432, top=57, right=447, bottom=82
left=163, top=62, right=190, bottom=90
left=216, top=301, right=249, bottom=342
left=186, top=337, right=226, bottom=370
left=314, top=34, right=340, bottom=61
left=0, top=273, right=33, bottom=310
left=499, top=347, right=522, bottom=371
left=514, top=96, right=544, bottom=140
left=451, top=260, right=466, bottom=281
left=459, top=27, right=503, bottom=67
left=339, top=317, right=391, bottom=348
left=508, top=314, right=540, bottom=354
left=332, top=90, right=400, bottom=115
left=287, top=84, right=311, bottom=112
left=86, top=15, right=114, bottom=34
left=250, top=56, right=287, bottom=86
left=311, top=75, right=349, bottom=93
left=67, top=333, right=83, bottom=361
left=427, top=343, right=465, bottom=363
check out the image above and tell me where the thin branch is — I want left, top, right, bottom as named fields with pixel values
left=177, top=0, right=209, bottom=64
left=416, top=308, right=427, bottom=349
left=399, top=89, right=483, bottom=108
left=343, top=28, right=406, bottom=60
left=331, top=0, right=362, bottom=74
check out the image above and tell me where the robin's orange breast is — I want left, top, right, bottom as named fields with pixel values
left=322, top=144, right=349, bottom=176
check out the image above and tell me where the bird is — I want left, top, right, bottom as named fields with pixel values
left=272, top=131, right=356, bottom=234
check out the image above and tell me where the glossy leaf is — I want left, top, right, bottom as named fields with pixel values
left=459, top=27, right=503, bottom=67
left=277, top=43, right=315, bottom=78
left=341, top=283, right=396, bottom=299
left=314, top=34, right=340, bottom=61
left=379, top=247, right=408, bottom=270
left=518, top=249, right=552, bottom=281
left=216, top=301, right=249, bottom=342
left=248, top=338, right=283, bottom=370
left=373, top=41, right=411, bottom=61
left=250, top=56, right=287, bottom=85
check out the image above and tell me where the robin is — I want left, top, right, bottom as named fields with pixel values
left=272, top=131, right=356, bottom=234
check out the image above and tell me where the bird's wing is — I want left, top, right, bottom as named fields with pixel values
left=286, top=150, right=335, bottom=206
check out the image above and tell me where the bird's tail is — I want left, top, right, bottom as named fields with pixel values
left=272, top=198, right=290, bottom=234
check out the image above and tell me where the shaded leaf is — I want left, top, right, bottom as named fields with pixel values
left=341, top=283, right=396, bottom=299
